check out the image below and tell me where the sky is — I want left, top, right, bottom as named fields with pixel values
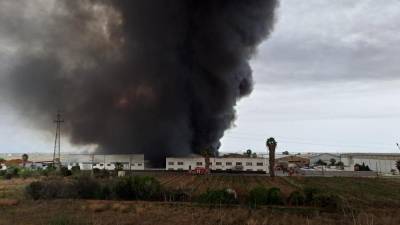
left=1, top=0, right=400, bottom=154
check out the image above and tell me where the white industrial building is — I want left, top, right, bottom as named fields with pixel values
left=63, top=154, right=145, bottom=171
left=340, top=153, right=400, bottom=174
left=166, top=155, right=269, bottom=172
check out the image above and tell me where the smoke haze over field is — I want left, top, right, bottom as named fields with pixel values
left=0, top=0, right=278, bottom=164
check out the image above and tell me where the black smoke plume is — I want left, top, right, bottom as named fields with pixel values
left=0, top=0, right=278, bottom=165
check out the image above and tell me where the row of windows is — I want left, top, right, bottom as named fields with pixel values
left=214, top=162, right=264, bottom=166
left=70, top=163, right=143, bottom=167
left=167, top=168, right=265, bottom=172
left=168, top=162, right=203, bottom=166
left=168, top=161, right=264, bottom=166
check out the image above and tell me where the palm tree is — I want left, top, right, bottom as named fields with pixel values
left=266, top=137, right=277, bottom=177
left=22, top=154, right=29, bottom=168
left=200, top=148, right=212, bottom=171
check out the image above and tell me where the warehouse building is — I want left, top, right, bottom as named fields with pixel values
left=166, top=155, right=269, bottom=172
left=63, top=154, right=145, bottom=171
left=340, top=153, right=400, bottom=174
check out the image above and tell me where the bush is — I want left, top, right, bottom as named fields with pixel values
left=248, top=187, right=284, bottom=206
left=287, top=191, right=305, bottom=206
left=113, top=176, right=161, bottom=200
left=303, top=187, right=319, bottom=204
left=266, top=187, right=284, bottom=205
left=19, top=168, right=39, bottom=179
left=59, top=167, right=72, bottom=177
left=197, top=189, right=238, bottom=205
left=5, top=166, right=20, bottom=179
left=71, top=165, right=81, bottom=174
left=25, top=178, right=77, bottom=199
left=164, top=188, right=191, bottom=202
left=26, top=181, right=44, bottom=200
left=73, top=175, right=101, bottom=199
left=313, top=193, right=342, bottom=210
left=248, top=186, right=269, bottom=206
left=93, top=169, right=110, bottom=179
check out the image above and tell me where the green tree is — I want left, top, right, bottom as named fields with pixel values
left=329, top=158, right=336, bottom=166
left=315, top=159, right=327, bottom=166
left=396, top=160, right=400, bottom=172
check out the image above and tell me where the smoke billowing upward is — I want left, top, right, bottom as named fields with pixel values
left=0, top=0, right=278, bottom=165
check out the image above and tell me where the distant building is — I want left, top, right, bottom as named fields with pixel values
left=340, top=153, right=400, bottom=174
left=308, top=153, right=340, bottom=165
left=63, top=154, right=145, bottom=171
left=275, top=155, right=310, bottom=168
left=166, top=155, right=269, bottom=173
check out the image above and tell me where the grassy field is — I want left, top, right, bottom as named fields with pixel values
left=1, top=174, right=400, bottom=225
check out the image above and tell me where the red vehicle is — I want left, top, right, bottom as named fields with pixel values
left=189, top=167, right=210, bottom=175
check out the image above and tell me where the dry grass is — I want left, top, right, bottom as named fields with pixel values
left=1, top=176, right=400, bottom=225
left=1, top=199, right=400, bottom=225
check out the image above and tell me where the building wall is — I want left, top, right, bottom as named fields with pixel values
left=166, top=157, right=205, bottom=171
left=166, top=157, right=269, bottom=172
left=64, top=154, right=145, bottom=170
left=341, top=154, right=400, bottom=173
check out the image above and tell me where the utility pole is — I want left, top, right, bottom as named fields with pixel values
left=53, top=111, right=64, bottom=168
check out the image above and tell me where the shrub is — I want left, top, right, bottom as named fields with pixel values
left=59, top=166, right=72, bottom=177
left=197, top=189, right=238, bottom=205
left=303, top=187, right=319, bottom=204
left=73, top=175, right=101, bottom=199
left=26, top=181, right=44, bottom=200
left=313, top=193, right=342, bottom=210
left=19, top=168, right=39, bottom=179
left=5, top=166, right=20, bottom=179
left=164, top=188, right=191, bottom=202
left=266, top=187, right=284, bottom=205
left=71, top=165, right=81, bottom=174
left=113, top=176, right=161, bottom=200
left=93, top=169, right=110, bottom=179
left=248, top=186, right=269, bottom=206
left=26, top=178, right=77, bottom=199
left=287, top=191, right=305, bottom=206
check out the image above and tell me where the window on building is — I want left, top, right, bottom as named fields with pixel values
left=216, top=162, right=222, bottom=166
left=177, top=162, right=184, bottom=165
left=92, top=163, right=97, bottom=166
left=246, top=169, right=253, bottom=171
left=236, top=162, right=242, bottom=166
left=100, top=164, right=104, bottom=166
left=196, top=162, right=203, bottom=166
left=138, top=163, right=142, bottom=166
left=256, top=162, right=263, bottom=166
left=226, top=162, right=232, bottom=166
left=177, top=168, right=183, bottom=170
left=107, top=164, right=111, bottom=166
left=246, top=162, right=252, bottom=166
left=168, top=162, right=174, bottom=165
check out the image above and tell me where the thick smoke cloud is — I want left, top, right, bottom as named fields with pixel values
left=0, top=0, right=278, bottom=165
